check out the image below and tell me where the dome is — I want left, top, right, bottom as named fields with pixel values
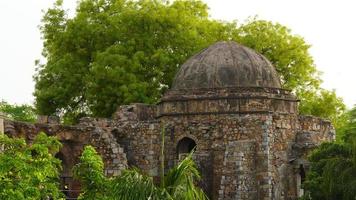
left=171, top=41, right=281, bottom=90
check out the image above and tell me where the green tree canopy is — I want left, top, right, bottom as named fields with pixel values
left=232, top=19, right=320, bottom=91
left=35, top=0, right=227, bottom=120
left=302, top=139, right=356, bottom=200
left=35, top=0, right=345, bottom=124
left=335, top=105, right=356, bottom=142
left=298, top=89, right=346, bottom=129
left=302, top=106, right=356, bottom=199
left=0, top=132, right=63, bottom=200
left=232, top=19, right=346, bottom=127
left=0, top=101, right=37, bottom=123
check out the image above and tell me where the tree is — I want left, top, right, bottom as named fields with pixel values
left=0, top=132, right=63, bottom=200
left=72, top=146, right=109, bottom=200
left=301, top=106, right=356, bottom=199
left=35, top=0, right=227, bottom=120
left=73, top=145, right=208, bottom=200
left=0, top=101, right=37, bottom=123
left=35, top=0, right=344, bottom=124
left=232, top=19, right=320, bottom=91
left=233, top=19, right=346, bottom=128
left=302, top=139, right=356, bottom=200
left=334, top=106, right=356, bottom=142
left=297, top=89, right=346, bottom=130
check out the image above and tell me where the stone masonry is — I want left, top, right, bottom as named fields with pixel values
left=1, top=41, right=334, bottom=200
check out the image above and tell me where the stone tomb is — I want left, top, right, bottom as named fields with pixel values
left=2, top=42, right=334, bottom=200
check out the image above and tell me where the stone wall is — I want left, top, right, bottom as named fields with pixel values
left=0, top=101, right=335, bottom=200
left=110, top=120, right=161, bottom=177
left=0, top=113, right=4, bottom=133
left=297, top=115, right=335, bottom=147
left=108, top=104, right=162, bottom=178
left=159, top=87, right=298, bottom=117
left=270, top=113, right=299, bottom=199
left=158, top=114, right=276, bottom=200
left=3, top=119, right=128, bottom=177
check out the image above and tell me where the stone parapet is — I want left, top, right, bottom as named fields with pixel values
left=297, top=115, right=335, bottom=147
left=162, top=87, right=294, bottom=100
left=37, top=115, right=60, bottom=124
left=159, top=87, right=298, bottom=117
left=113, top=103, right=157, bottom=121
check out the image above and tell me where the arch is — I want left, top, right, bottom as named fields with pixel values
left=176, top=137, right=197, bottom=160
left=55, top=148, right=81, bottom=199
left=55, top=150, right=71, bottom=175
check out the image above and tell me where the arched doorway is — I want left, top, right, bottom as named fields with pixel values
left=55, top=149, right=81, bottom=199
left=176, top=137, right=197, bottom=161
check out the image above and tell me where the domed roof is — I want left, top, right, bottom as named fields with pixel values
left=171, top=41, right=281, bottom=90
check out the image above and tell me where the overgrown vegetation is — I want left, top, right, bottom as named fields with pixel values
left=35, top=0, right=345, bottom=125
left=0, top=100, right=36, bottom=123
left=302, top=106, right=356, bottom=200
left=0, top=133, right=63, bottom=200
left=73, top=145, right=208, bottom=200
left=0, top=131, right=207, bottom=199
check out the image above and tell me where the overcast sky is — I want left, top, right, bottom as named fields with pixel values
left=1, top=0, right=355, bottom=108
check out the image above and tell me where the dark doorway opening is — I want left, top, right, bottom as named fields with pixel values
left=297, top=164, right=306, bottom=197
left=176, top=137, right=197, bottom=160
left=55, top=152, right=81, bottom=200
left=299, top=164, right=306, bottom=184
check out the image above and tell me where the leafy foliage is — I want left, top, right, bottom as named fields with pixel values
left=35, top=0, right=345, bottom=125
left=298, top=89, right=346, bottom=130
left=233, top=19, right=320, bottom=91
left=73, top=146, right=109, bottom=200
left=74, top=145, right=207, bottom=200
left=0, top=101, right=37, bottom=122
left=302, top=139, right=356, bottom=200
left=337, top=106, right=356, bottom=142
left=164, top=152, right=208, bottom=200
left=302, top=105, right=356, bottom=199
left=302, top=102, right=356, bottom=200
left=0, top=132, right=63, bottom=200
left=35, top=0, right=227, bottom=120
left=111, top=169, right=172, bottom=200
left=233, top=19, right=345, bottom=127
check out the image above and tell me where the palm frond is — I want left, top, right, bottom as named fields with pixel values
left=112, top=168, right=172, bottom=200
left=164, top=152, right=208, bottom=200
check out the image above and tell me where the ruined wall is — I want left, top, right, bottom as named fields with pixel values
left=0, top=99, right=335, bottom=200
left=297, top=115, right=335, bottom=147
left=269, top=113, right=299, bottom=199
left=108, top=103, right=282, bottom=199
left=3, top=118, right=128, bottom=177
left=109, top=104, right=162, bottom=179
left=158, top=113, right=276, bottom=200
left=268, top=114, right=335, bottom=200
left=110, top=120, right=161, bottom=177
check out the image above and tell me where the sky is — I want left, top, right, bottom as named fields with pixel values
left=0, top=0, right=355, bottom=108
